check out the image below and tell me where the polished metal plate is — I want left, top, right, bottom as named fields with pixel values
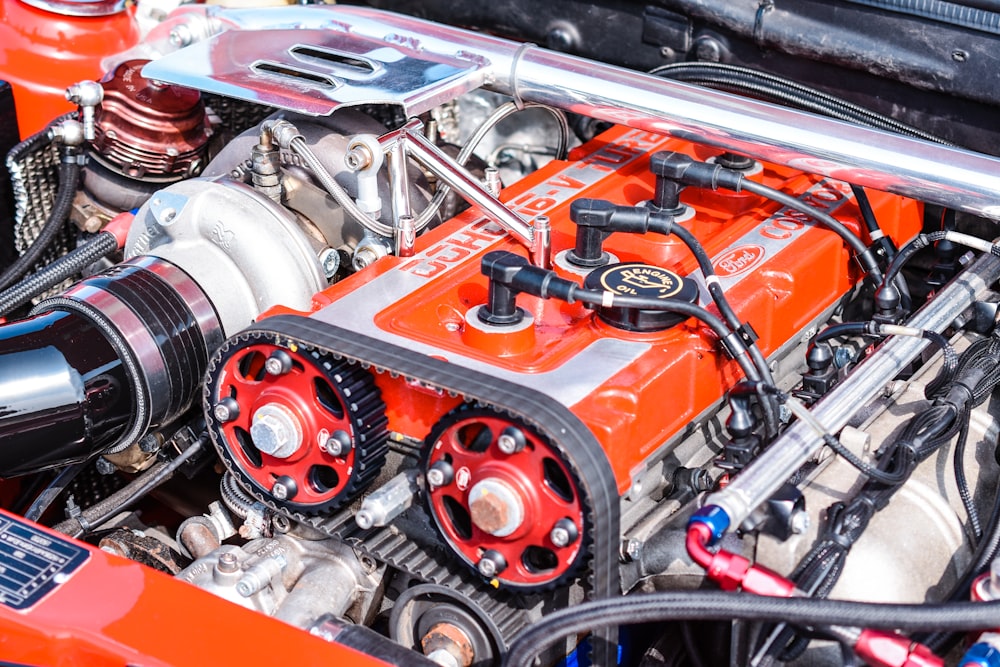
left=142, top=28, right=485, bottom=116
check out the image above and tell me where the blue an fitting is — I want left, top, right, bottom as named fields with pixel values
left=688, top=505, right=731, bottom=545
left=961, top=642, right=1000, bottom=667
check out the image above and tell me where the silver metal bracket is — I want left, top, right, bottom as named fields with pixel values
left=142, top=28, right=486, bottom=117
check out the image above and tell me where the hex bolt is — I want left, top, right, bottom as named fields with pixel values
left=620, top=538, right=642, bottom=563
left=693, top=35, right=724, bottom=63
left=271, top=514, right=292, bottom=534
left=264, top=349, right=294, bottom=376
left=355, top=509, right=377, bottom=531
left=325, top=430, right=353, bottom=458
left=477, top=550, right=507, bottom=578
left=353, top=246, right=380, bottom=270
left=250, top=403, right=303, bottom=459
left=138, top=433, right=161, bottom=453
left=496, top=426, right=526, bottom=455
left=216, top=551, right=239, bottom=574
left=213, top=397, right=240, bottom=423
left=468, top=479, right=524, bottom=537
left=319, top=247, right=341, bottom=279
left=789, top=510, right=810, bottom=535
left=345, top=143, right=374, bottom=171
left=426, top=460, right=455, bottom=488
left=159, top=207, right=177, bottom=225
left=271, top=476, right=298, bottom=501
left=355, top=470, right=419, bottom=530
left=235, top=579, right=255, bottom=598
left=549, top=518, right=580, bottom=548
left=168, top=24, right=194, bottom=47
left=546, top=27, right=573, bottom=50
left=426, top=649, right=460, bottom=667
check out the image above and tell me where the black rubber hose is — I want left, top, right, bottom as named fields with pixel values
left=23, top=461, right=87, bottom=522
left=503, top=591, right=1000, bottom=667
left=952, top=407, right=982, bottom=541
left=878, top=231, right=950, bottom=300
left=817, top=431, right=910, bottom=485
left=851, top=183, right=913, bottom=307
left=850, top=185, right=883, bottom=248
left=850, top=185, right=896, bottom=260
left=650, top=220, right=780, bottom=436
left=814, top=322, right=870, bottom=344
left=736, top=178, right=882, bottom=281
left=0, top=155, right=82, bottom=291
left=53, top=435, right=205, bottom=538
left=923, top=473, right=1000, bottom=651
left=0, top=230, right=118, bottom=317
left=573, top=289, right=763, bottom=384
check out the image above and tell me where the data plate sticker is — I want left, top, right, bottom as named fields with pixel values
left=0, top=515, right=88, bottom=610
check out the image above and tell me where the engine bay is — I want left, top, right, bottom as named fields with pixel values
left=2, top=2, right=1000, bottom=666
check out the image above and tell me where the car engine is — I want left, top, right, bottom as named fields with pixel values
left=2, top=1, right=1000, bottom=666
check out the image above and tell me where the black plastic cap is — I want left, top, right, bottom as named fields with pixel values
left=583, top=262, right=699, bottom=331
left=806, top=342, right=834, bottom=371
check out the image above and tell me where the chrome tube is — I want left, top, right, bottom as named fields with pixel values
left=531, top=216, right=552, bottom=270
left=402, top=130, right=534, bottom=246
left=706, top=252, right=1000, bottom=529
left=387, top=142, right=415, bottom=257
left=183, top=5, right=1000, bottom=220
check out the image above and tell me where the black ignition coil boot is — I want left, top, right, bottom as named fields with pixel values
left=648, top=151, right=744, bottom=212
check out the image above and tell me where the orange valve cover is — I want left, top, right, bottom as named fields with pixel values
left=287, top=124, right=922, bottom=495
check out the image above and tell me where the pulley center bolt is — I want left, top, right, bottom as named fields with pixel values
left=250, top=403, right=303, bottom=459
left=421, top=622, right=475, bottom=667
left=468, top=478, right=524, bottom=537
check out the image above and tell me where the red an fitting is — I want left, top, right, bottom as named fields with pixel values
left=854, top=629, right=943, bottom=667
left=685, top=524, right=796, bottom=597
left=103, top=211, right=135, bottom=249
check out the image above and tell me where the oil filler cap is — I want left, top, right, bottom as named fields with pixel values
left=583, top=262, right=699, bottom=332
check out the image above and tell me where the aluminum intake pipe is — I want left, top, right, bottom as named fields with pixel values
left=144, top=4, right=1000, bottom=220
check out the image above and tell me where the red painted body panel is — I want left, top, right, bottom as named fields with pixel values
left=0, top=510, right=391, bottom=667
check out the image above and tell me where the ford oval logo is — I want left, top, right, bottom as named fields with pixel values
left=714, top=245, right=766, bottom=277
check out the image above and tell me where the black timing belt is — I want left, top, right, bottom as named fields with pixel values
left=238, top=313, right=621, bottom=667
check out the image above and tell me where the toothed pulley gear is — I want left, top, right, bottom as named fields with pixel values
left=206, top=334, right=388, bottom=514
left=422, top=406, right=587, bottom=591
